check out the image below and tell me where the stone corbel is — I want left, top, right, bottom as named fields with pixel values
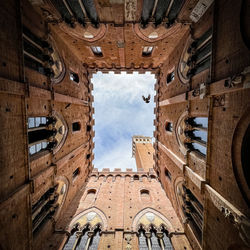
left=224, top=66, right=250, bottom=89
left=205, top=184, right=250, bottom=246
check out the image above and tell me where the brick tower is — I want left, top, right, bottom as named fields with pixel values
left=132, top=136, right=154, bottom=172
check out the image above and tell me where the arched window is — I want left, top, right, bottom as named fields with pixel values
left=178, top=28, right=212, bottom=83
left=23, top=26, right=65, bottom=82
left=28, top=116, right=58, bottom=156
left=181, top=185, right=203, bottom=244
left=84, top=189, right=96, bottom=203
left=32, top=185, right=58, bottom=235
left=184, top=117, right=208, bottom=157
left=63, top=225, right=101, bottom=250
left=140, top=190, right=150, bottom=203
left=165, top=122, right=173, bottom=132
left=138, top=226, right=173, bottom=250
left=134, top=175, right=139, bottom=181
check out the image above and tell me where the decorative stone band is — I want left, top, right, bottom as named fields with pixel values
left=184, top=166, right=206, bottom=191
left=158, top=142, right=186, bottom=172
left=205, top=184, right=250, bottom=247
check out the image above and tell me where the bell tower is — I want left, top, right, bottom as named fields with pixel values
left=132, top=135, right=154, bottom=172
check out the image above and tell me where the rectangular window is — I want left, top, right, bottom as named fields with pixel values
left=69, top=71, right=79, bottom=83
left=167, top=71, right=175, bottom=84
left=91, top=46, right=103, bottom=56
left=142, top=46, right=153, bottom=56
left=72, top=122, right=81, bottom=131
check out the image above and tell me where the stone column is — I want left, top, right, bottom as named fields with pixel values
left=145, top=232, right=152, bottom=250
left=157, top=232, right=164, bottom=250
left=72, top=231, right=83, bottom=250
left=84, top=231, right=94, bottom=250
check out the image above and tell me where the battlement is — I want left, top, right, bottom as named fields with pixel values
left=132, top=135, right=152, bottom=157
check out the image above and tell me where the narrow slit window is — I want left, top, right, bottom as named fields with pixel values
left=142, top=46, right=153, bottom=56
left=167, top=71, right=175, bottom=84
left=72, top=122, right=81, bottom=132
left=91, top=46, right=103, bottom=56
left=165, top=169, right=172, bottom=181
left=72, top=168, right=80, bottom=179
left=86, top=125, right=92, bottom=132
left=69, top=72, right=79, bottom=83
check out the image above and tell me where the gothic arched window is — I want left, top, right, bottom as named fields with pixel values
left=28, top=116, right=56, bottom=155
left=23, top=26, right=65, bottom=83
left=184, top=117, right=208, bottom=157
left=28, top=114, right=67, bottom=157
left=138, top=226, right=173, bottom=250
left=32, top=185, right=59, bottom=235
left=178, top=28, right=212, bottom=84
left=63, top=225, right=101, bottom=250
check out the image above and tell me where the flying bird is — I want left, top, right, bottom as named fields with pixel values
left=142, top=94, right=151, bottom=103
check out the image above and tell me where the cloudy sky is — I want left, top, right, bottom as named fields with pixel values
left=92, top=71, right=156, bottom=171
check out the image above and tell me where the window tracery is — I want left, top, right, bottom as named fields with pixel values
left=138, top=226, right=173, bottom=250
left=23, top=27, right=65, bottom=83
left=178, top=28, right=212, bottom=84
left=28, top=113, right=68, bottom=157
left=176, top=115, right=208, bottom=157
left=63, top=209, right=106, bottom=250
left=32, top=185, right=59, bottom=235
left=176, top=181, right=203, bottom=244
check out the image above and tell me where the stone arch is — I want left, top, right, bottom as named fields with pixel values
left=232, top=106, right=250, bottom=205
left=54, top=176, right=69, bottom=220
left=67, top=207, right=108, bottom=232
left=133, top=23, right=182, bottom=43
left=98, top=174, right=105, bottom=181
left=52, top=111, right=68, bottom=154
left=132, top=207, right=174, bottom=233
left=115, top=174, right=122, bottom=180
left=58, top=23, right=107, bottom=42
left=89, top=175, right=98, bottom=182
left=175, top=111, right=189, bottom=156
left=174, top=176, right=186, bottom=222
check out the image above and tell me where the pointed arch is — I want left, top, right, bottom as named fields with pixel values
left=67, top=207, right=108, bottom=232
left=132, top=207, right=174, bottom=233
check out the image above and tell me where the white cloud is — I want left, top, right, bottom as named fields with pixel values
left=92, top=72, right=156, bottom=171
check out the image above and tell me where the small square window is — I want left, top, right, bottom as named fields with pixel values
left=91, top=46, right=103, bottom=56
left=142, top=46, right=153, bottom=56
left=72, top=122, right=81, bottom=132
